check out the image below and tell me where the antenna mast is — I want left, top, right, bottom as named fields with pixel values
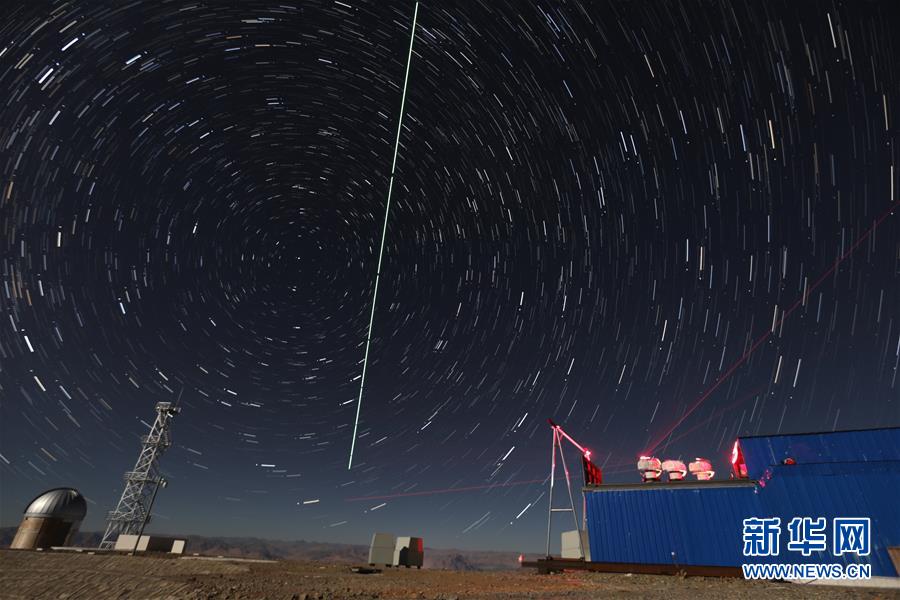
left=99, top=401, right=180, bottom=549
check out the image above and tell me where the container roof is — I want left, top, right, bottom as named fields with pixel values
left=737, top=426, right=900, bottom=480
left=738, top=425, right=900, bottom=440
left=585, top=479, right=756, bottom=492
left=24, top=488, right=87, bottom=521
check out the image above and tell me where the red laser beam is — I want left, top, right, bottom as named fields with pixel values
left=658, top=387, right=765, bottom=450
left=646, top=199, right=898, bottom=454
left=345, top=467, right=641, bottom=503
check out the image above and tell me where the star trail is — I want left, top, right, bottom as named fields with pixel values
left=1, top=0, right=898, bottom=552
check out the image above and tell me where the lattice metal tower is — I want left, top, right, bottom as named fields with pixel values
left=99, top=401, right=180, bottom=549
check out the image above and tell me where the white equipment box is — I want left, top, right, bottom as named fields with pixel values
left=368, top=532, right=396, bottom=566
left=561, top=529, right=590, bottom=560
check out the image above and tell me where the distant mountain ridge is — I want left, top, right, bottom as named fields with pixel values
left=0, top=527, right=517, bottom=570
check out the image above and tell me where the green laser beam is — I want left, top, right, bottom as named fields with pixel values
left=348, top=1, right=419, bottom=470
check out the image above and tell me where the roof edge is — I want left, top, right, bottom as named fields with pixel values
left=738, top=425, right=900, bottom=440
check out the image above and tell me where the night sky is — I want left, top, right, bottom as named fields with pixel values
left=1, top=0, right=898, bottom=553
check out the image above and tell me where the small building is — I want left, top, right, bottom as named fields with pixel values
left=584, top=427, right=900, bottom=577
left=393, top=536, right=424, bottom=568
left=10, top=488, right=87, bottom=550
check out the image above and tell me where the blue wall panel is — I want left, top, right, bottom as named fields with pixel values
left=756, top=462, right=900, bottom=576
left=585, top=484, right=762, bottom=567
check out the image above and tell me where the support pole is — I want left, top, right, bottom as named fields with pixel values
left=545, top=429, right=557, bottom=558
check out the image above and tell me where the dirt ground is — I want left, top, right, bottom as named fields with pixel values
left=1, top=549, right=895, bottom=600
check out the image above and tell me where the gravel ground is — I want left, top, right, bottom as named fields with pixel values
left=1, top=549, right=895, bottom=600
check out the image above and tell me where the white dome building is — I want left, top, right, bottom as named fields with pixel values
left=10, top=488, right=87, bottom=550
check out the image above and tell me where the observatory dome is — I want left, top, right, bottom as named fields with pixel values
left=24, top=488, right=87, bottom=522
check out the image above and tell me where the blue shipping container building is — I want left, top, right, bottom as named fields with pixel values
left=584, top=427, right=900, bottom=577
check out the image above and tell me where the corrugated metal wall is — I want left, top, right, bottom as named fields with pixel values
left=585, top=483, right=761, bottom=568
left=755, top=461, right=900, bottom=576
left=585, top=428, right=900, bottom=576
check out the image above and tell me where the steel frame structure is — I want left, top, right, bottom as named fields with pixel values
left=544, top=419, right=589, bottom=560
left=99, top=401, right=180, bottom=549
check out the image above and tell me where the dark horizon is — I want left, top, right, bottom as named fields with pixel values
left=0, top=524, right=534, bottom=556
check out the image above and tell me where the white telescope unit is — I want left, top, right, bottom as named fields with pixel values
left=689, top=458, right=715, bottom=480
left=639, top=456, right=715, bottom=482
left=661, top=459, right=687, bottom=481
left=637, top=456, right=662, bottom=482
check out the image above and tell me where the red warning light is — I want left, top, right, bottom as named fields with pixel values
left=731, top=440, right=748, bottom=478
left=582, top=454, right=603, bottom=486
